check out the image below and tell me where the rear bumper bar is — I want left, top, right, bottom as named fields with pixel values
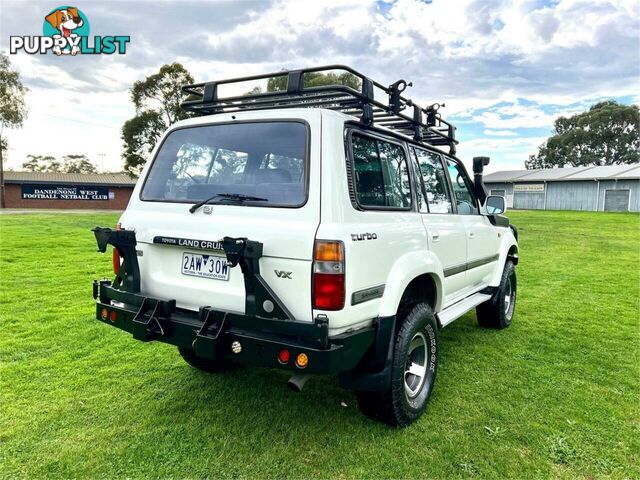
left=93, top=280, right=376, bottom=375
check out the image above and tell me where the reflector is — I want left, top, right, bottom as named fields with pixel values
left=278, top=349, right=290, bottom=364
left=112, top=248, right=121, bottom=274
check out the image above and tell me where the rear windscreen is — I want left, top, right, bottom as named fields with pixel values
left=141, top=121, right=307, bottom=206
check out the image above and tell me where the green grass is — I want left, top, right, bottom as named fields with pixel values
left=0, top=210, right=638, bottom=479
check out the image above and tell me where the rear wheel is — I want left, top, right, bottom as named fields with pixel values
left=476, top=260, right=516, bottom=329
left=178, top=347, right=229, bottom=373
left=356, top=303, right=438, bottom=427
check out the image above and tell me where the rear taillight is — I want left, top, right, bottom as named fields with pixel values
left=113, top=222, right=122, bottom=274
left=312, top=240, right=345, bottom=310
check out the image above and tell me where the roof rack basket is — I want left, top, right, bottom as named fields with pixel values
left=181, top=65, right=458, bottom=154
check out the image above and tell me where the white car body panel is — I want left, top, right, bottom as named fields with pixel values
left=119, top=108, right=517, bottom=337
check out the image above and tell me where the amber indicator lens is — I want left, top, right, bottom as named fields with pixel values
left=314, top=241, right=344, bottom=262
left=295, top=353, right=309, bottom=369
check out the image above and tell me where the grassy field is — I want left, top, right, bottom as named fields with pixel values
left=0, top=210, right=638, bottom=479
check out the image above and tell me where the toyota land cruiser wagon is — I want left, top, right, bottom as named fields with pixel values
left=92, top=65, right=519, bottom=427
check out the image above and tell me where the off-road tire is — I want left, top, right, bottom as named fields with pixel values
left=178, top=347, right=229, bottom=373
left=476, top=260, right=516, bottom=329
left=356, top=303, right=438, bottom=427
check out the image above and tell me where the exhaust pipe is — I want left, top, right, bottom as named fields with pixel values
left=473, top=156, right=490, bottom=204
left=287, top=374, right=311, bottom=392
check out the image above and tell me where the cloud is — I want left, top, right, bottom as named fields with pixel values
left=484, top=130, right=518, bottom=137
left=1, top=0, right=638, bottom=172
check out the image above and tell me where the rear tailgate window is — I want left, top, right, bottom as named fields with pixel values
left=141, top=121, right=308, bottom=207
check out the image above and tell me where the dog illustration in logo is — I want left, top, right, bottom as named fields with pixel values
left=45, top=7, right=84, bottom=55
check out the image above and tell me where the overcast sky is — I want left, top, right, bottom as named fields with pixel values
left=1, top=0, right=638, bottom=173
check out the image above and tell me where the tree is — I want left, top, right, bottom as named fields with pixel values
left=22, top=155, right=61, bottom=172
left=0, top=53, right=28, bottom=207
left=526, top=101, right=640, bottom=169
left=122, top=63, right=194, bottom=175
left=61, top=154, right=97, bottom=174
left=250, top=70, right=361, bottom=94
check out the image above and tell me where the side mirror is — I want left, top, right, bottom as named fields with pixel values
left=485, top=195, right=506, bottom=215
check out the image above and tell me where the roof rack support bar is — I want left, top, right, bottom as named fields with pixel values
left=361, top=77, right=374, bottom=125
left=200, top=82, right=219, bottom=114
left=448, top=124, right=457, bottom=155
left=203, top=83, right=218, bottom=103
left=286, top=70, right=303, bottom=94
left=413, top=105, right=423, bottom=142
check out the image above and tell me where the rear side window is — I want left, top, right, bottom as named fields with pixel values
left=141, top=122, right=307, bottom=207
left=413, top=148, right=453, bottom=214
left=351, top=133, right=411, bottom=209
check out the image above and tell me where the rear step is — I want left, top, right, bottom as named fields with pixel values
left=132, top=297, right=165, bottom=341
left=437, top=292, right=492, bottom=327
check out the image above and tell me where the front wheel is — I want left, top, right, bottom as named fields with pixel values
left=476, top=260, right=517, bottom=329
left=356, top=303, right=438, bottom=427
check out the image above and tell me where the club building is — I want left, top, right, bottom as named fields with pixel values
left=2, top=172, right=137, bottom=210
left=484, top=164, right=640, bottom=212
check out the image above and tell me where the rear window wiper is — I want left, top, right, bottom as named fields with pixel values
left=189, top=193, right=268, bottom=213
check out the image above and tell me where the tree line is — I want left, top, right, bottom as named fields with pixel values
left=20, top=154, right=99, bottom=174
left=527, top=101, right=639, bottom=169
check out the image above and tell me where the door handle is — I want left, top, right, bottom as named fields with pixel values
left=431, top=231, right=440, bottom=242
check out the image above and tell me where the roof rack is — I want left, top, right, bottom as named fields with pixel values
left=180, top=65, right=458, bottom=154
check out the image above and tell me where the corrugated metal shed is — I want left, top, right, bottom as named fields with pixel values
left=482, top=169, right=536, bottom=182
left=3, top=171, right=137, bottom=186
left=484, top=164, right=640, bottom=183
left=612, top=165, right=640, bottom=179
left=484, top=164, right=639, bottom=212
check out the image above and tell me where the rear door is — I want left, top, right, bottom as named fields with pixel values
left=410, top=147, right=468, bottom=304
left=121, top=118, right=320, bottom=322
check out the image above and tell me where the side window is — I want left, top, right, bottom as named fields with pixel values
left=168, top=144, right=249, bottom=199
left=351, top=133, right=411, bottom=208
left=445, top=158, right=479, bottom=215
left=207, top=148, right=249, bottom=184
left=413, top=148, right=453, bottom=214
left=259, top=153, right=304, bottom=183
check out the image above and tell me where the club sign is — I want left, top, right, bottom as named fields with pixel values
left=21, top=184, right=109, bottom=200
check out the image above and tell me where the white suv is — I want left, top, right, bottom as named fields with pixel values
left=92, top=66, right=518, bottom=427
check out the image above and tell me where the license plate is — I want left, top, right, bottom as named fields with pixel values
left=181, top=252, right=230, bottom=281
